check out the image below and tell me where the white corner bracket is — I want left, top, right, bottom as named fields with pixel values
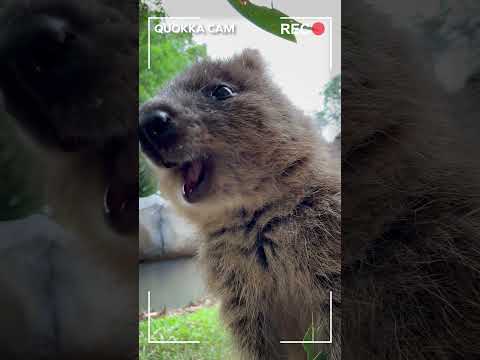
left=147, top=290, right=201, bottom=344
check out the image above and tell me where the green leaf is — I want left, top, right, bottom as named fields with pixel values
left=227, top=0, right=304, bottom=43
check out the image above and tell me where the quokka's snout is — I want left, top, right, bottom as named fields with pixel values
left=139, top=103, right=214, bottom=204
left=139, top=109, right=179, bottom=168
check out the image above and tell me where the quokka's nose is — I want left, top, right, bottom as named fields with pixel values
left=139, top=110, right=178, bottom=160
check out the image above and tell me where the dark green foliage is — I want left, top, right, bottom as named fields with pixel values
left=139, top=153, right=158, bottom=198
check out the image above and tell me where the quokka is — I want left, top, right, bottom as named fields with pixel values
left=140, top=49, right=341, bottom=360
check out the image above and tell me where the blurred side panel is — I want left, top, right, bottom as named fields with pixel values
left=342, top=0, right=480, bottom=359
left=0, top=1, right=138, bottom=359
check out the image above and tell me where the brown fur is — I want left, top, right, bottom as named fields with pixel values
left=342, top=1, right=480, bottom=359
left=142, top=49, right=341, bottom=359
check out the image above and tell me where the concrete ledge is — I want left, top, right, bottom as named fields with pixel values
left=139, top=194, right=199, bottom=261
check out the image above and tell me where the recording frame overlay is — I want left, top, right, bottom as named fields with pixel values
left=147, top=16, right=333, bottom=72
left=145, top=12, right=335, bottom=348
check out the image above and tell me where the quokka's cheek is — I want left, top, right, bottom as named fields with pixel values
left=153, top=168, right=182, bottom=200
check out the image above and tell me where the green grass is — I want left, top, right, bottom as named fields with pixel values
left=139, top=305, right=233, bottom=360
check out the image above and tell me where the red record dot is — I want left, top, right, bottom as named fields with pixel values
left=312, top=22, right=325, bottom=36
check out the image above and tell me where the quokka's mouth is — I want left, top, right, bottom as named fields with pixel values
left=180, top=156, right=212, bottom=203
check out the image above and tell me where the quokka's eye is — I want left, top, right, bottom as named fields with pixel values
left=211, top=85, right=236, bottom=100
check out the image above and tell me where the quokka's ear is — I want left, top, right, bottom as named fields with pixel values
left=232, top=48, right=265, bottom=72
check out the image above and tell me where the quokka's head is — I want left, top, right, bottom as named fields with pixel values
left=140, top=49, right=317, bottom=221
